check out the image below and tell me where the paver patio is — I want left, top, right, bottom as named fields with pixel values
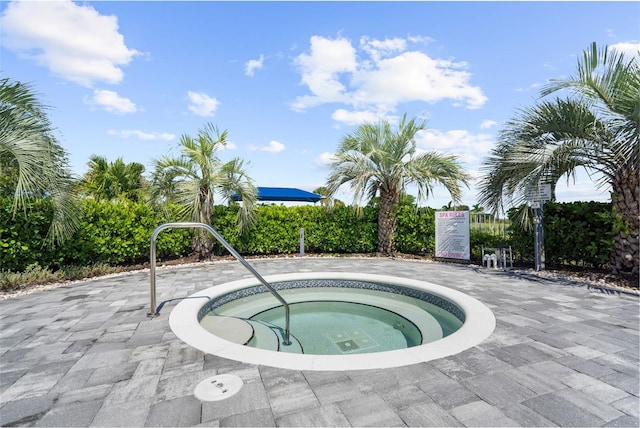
left=1, top=257, right=638, bottom=427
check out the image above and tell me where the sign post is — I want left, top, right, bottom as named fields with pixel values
left=527, top=183, right=551, bottom=271
left=532, top=202, right=544, bottom=271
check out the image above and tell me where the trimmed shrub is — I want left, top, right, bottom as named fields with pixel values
left=0, top=196, right=58, bottom=271
left=1, top=197, right=191, bottom=271
left=210, top=204, right=377, bottom=255
left=3, top=196, right=614, bottom=274
left=396, top=205, right=436, bottom=254
left=508, top=201, right=613, bottom=268
left=59, top=199, right=191, bottom=266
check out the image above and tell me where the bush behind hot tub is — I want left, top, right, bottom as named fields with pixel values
left=1, top=196, right=613, bottom=274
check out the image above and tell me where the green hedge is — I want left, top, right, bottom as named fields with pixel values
left=1, top=197, right=191, bottom=271
left=508, top=201, right=614, bottom=268
left=58, top=199, right=192, bottom=266
left=396, top=205, right=436, bottom=254
left=209, top=204, right=378, bottom=255
left=0, top=196, right=58, bottom=271
left=1, top=196, right=615, bottom=273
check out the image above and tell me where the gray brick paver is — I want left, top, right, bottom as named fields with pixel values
left=103, top=374, right=160, bottom=406
left=522, top=393, right=606, bottom=426
left=502, top=364, right=566, bottom=395
left=56, top=383, right=113, bottom=405
left=0, top=257, right=636, bottom=427
left=90, top=399, right=154, bottom=427
left=145, top=395, right=202, bottom=427
left=69, top=348, right=133, bottom=372
left=397, top=401, right=461, bottom=427
left=86, top=361, right=138, bottom=386
left=376, top=383, right=433, bottom=409
left=501, top=403, right=559, bottom=427
left=338, top=393, right=405, bottom=427
left=263, top=380, right=319, bottom=420
left=611, top=395, right=640, bottom=418
left=554, top=388, right=625, bottom=423
left=0, top=394, right=56, bottom=427
left=311, top=378, right=364, bottom=405
left=275, top=404, right=348, bottom=427
left=1, top=368, right=68, bottom=402
left=599, top=371, right=640, bottom=397
left=555, top=355, right=617, bottom=378
left=450, top=400, right=519, bottom=427
left=604, top=415, right=640, bottom=427
left=460, top=371, right=538, bottom=408
left=33, top=400, right=103, bottom=427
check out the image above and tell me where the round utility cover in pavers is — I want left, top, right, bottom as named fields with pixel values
left=194, top=374, right=243, bottom=401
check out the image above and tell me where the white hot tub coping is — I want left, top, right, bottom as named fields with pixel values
left=169, top=272, right=496, bottom=371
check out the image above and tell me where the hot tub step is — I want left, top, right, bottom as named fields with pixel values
left=245, top=320, right=280, bottom=350
left=200, top=315, right=254, bottom=345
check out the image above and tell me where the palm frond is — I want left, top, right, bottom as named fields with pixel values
left=0, top=78, right=80, bottom=244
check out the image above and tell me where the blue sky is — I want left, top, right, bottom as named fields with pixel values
left=1, top=1, right=639, bottom=210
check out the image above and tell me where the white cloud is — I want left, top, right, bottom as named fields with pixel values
left=331, top=109, right=386, bottom=126
left=222, top=141, right=237, bottom=150
left=292, top=35, right=487, bottom=114
left=249, top=140, right=286, bottom=153
left=516, top=80, right=546, bottom=93
left=245, top=54, right=265, bottom=76
left=187, top=91, right=220, bottom=116
left=610, top=41, right=640, bottom=61
left=360, top=36, right=407, bottom=62
left=315, top=152, right=337, bottom=167
left=107, top=129, right=175, bottom=141
left=291, top=35, right=358, bottom=110
left=480, top=120, right=498, bottom=129
left=415, top=129, right=495, bottom=165
left=554, top=177, right=610, bottom=203
left=0, top=0, right=139, bottom=87
left=263, top=140, right=285, bottom=153
left=86, top=89, right=136, bottom=113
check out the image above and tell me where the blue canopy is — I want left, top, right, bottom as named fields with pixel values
left=232, top=187, right=323, bottom=203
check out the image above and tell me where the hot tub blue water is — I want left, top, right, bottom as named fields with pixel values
left=251, top=300, right=421, bottom=354
left=199, top=280, right=464, bottom=355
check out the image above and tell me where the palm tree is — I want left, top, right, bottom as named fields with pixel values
left=441, top=201, right=469, bottom=211
left=478, top=42, right=639, bottom=276
left=80, top=155, right=148, bottom=202
left=326, top=114, right=469, bottom=256
left=313, top=186, right=344, bottom=208
left=0, top=77, right=79, bottom=244
left=471, top=203, right=485, bottom=214
left=151, top=123, right=257, bottom=258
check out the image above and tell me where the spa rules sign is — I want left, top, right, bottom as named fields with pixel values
left=435, top=211, right=470, bottom=260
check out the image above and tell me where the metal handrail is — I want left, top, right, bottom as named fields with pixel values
left=148, top=222, right=290, bottom=345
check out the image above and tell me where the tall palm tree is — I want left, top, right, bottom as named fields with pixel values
left=326, top=114, right=469, bottom=256
left=478, top=42, right=639, bottom=276
left=0, top=77, right=78, bottom=244
left=151, top=123, right=257, bottom=258
left=80, top=155, right=148, bottom=202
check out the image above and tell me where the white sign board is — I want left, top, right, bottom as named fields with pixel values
left=526, top=183, right=552, bottom=202
left=435, top=211, right=470, bottom=260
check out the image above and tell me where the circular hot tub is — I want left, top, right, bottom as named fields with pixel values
left=169, top=272, right=495, bottom=371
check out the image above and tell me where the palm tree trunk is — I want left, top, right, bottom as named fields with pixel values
left=377, top=188, right=399, bottom=256
left=194, top=188, right=214, bottom=260
left=611, top=165, right=639, bottom=280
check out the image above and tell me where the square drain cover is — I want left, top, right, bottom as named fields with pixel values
left=336, top=340, right=360, bottom=352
